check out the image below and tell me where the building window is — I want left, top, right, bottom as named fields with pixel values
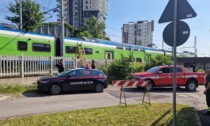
left=66, top=46, right=76, bottom=54
left=32, top=43, right=51, bottom=52
left=17, top=41, right=27, bottom=51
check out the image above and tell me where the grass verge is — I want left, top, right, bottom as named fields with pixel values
left=0, top=85, right=36, bottom=94
left=0, top=103, right=198, bottom=126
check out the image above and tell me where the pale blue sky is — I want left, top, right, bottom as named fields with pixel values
left=0, top=0, right=210, bottom=57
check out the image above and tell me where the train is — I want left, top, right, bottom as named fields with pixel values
left=0, top=26, right=193, bottom=63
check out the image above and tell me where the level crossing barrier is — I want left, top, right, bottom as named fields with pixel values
left=112, top=80, right=151, bottom=107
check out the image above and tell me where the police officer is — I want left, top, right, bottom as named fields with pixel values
left=204, top=69, right=210, bottom=116
left=55, top=59, right=64, bottom=73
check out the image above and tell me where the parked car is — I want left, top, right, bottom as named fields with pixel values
left=37, top=68, right=108, bottom=95
left=131, top=65, right=205, bottom=91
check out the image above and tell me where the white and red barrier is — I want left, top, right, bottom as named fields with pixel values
left=112, top=80, right=148, bottom=87
left=112, top=80, right=151, bottom=107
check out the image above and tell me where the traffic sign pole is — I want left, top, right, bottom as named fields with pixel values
left=173, top=0, right=178, bottom=125
left=158, top=1, right=197, bottom=124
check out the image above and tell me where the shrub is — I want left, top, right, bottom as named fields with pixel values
left=107, top=55, right=132, bottom=83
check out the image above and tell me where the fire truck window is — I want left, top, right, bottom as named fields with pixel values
left=161, top=68, right=169, bottom=73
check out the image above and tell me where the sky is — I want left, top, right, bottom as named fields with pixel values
left=0, top=0, right=210, bottom=57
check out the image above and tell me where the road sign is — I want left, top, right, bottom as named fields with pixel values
left=159, top=0, right=197, bottom=23
left=163, top=21, right=190, bottom=47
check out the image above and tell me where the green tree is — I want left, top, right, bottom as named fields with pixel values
left=144, top=55, right=173, bottom=71
left=82, top=16, right=110, bottom=40
left=6, top=0, right=43, bottom=31
left=76, top=31, right=93, bottom=38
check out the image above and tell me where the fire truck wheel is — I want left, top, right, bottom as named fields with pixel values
left=186, top=81, right=197, bottom=91
left=49, top=84, right=62, bottom=95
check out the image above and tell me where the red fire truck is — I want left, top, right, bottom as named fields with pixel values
left=131, top=65, right=205, bottom=91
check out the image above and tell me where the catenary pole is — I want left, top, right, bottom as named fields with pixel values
left=20, top=0, right=22, bottom=30
left=60, top=0, right=64, bottom=57
left=173, top=0, right=178, bottom=126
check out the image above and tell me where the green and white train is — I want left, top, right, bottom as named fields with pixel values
left=0, top=26, right=192, bottom=63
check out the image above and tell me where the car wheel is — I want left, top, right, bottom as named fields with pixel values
left=145, top=80, right=154, bottom=91
left=49, top=84, right=62, bottom=95
left=95, top=83, right=104, bottom=93
left=186, top=81, right=197, bottom=91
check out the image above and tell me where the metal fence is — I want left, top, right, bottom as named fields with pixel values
left=0, top=55, right=113, bottom=78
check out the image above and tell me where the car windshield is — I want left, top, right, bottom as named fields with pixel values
left=56, top=69, right=72, bottom=77
left=146, top=66, right=160, bottom=73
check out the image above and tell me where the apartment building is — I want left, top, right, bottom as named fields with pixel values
left=122, top=20, right=154, bottom=47
left=57, top=0, right=108, bottom=30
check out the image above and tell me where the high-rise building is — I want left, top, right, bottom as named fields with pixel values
left=57, top=0, right=108, bottom=30
left=122, top=20, right=154, bottom=47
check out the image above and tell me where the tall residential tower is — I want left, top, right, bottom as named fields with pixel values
left=57, top=0, right=108, bottom=30
left=122, top=20, right=154, bottom=47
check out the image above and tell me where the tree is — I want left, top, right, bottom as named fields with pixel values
left=82, top=16, right=110, bottom=40
left=6, top=0, right=43, bottom=31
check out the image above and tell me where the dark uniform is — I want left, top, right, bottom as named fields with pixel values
left=205, top=73, right=210, bottom=115
left=55, top=61, right=64, bottom=73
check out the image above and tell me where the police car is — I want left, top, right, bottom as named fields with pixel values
left=37, top=68, right=108, bottom=95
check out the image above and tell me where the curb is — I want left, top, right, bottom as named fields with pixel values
left=193, top=108, right=202, bottom=126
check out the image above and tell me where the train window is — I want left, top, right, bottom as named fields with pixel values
left=32, top=43, right=51, bottom=52
left=17, top=41, right=27, bottom=51
left=66, top=46, right=76, bottom=54
left=84, top=48, right=92, bottom=54
left=125, top=46, right=131, bottom=50
left=136, top=58, right=142, bottom=62
left=96, top=51, right=99, bottom=53
left=116, top=44, right=123, bottom=49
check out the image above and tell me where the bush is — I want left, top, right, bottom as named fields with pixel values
left=98, top=64, right=108, bottom=75
left=107, top=56, right=132, bottom=83
left=132, top=62, right=145, bottom=73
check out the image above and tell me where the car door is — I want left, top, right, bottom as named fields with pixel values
left=175, top=67, right=185, bottom=86
left=80, top=69, right=95, bottom=90
left=64, top=69, right=82, bottom=91
left=157, top=67, right=172, bottom=86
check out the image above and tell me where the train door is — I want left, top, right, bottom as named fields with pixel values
left=105, top=51, right=114, bottom=60
left=55, top=38, right=61, bottom=56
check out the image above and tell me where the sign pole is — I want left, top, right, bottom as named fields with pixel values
left=173, top=0, right=178, bottom=126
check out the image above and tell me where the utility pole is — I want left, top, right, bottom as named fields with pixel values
left=20, top=0, right=22, bottom=30
left=60, top=0, right=64, bottom=57
left=194, top=36, right=197, bottom=57
left=162, top=40, right=164, bottom=50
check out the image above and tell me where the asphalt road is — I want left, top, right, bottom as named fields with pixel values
left=0, top=86, right=209, bottom=126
